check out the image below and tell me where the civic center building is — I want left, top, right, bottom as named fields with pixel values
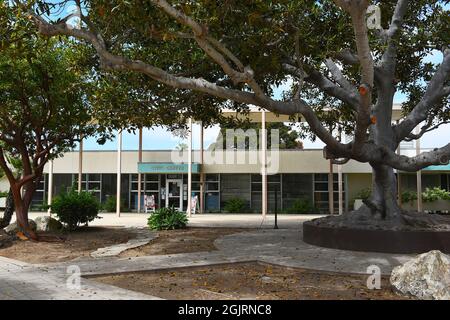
left=1, top=106, right=449, bottom=215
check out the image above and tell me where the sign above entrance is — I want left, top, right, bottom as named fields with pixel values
left=138, top=162, right=201, bottom=174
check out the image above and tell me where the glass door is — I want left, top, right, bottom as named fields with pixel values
left=166, top=179, right=183, bottom=210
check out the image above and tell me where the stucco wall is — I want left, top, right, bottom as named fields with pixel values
left=44, top=150, right=374, bottom=174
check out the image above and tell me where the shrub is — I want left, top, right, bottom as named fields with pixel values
left=50, top=189, right=100, bottom=230
left=223, top=198, right=246, bottom=213
left=355, top=188, right=372, bottom=200
left=401, top=190, right=417, bottom=204
left=422, top=187, right=450, bottom=202
left=102, top=195, right=117, bottom=212
left=147, top=206, right=188, bottom=230
left=285, top=198, right=317, bottom=214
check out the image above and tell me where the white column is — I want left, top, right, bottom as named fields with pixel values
left=137, top=128, right=143, bottom=213
left=416, top=127, right=423, bottom=212
left=47, top=159, right=53, bottom=216
left=199, top=123, right=204, bottom=214
left=396, top=122, right=402, bottom=207
left=261, top=110, right=267, bottom=217
left=328, top=160, right=334, bottom=214
left=78, top=137, right=83, bottom=193
left=187, top=118, right=193, bottom=217
left=116, top=131, right=122, bottom=217
left=338, top=164, right=343, bottom=215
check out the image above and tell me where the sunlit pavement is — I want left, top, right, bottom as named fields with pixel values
left=27, top=212, right=325, bottom=229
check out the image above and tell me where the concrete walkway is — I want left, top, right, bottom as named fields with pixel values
left=0, top=224, right=415, bottom=300
left=28, top=212, right=325, bottom=229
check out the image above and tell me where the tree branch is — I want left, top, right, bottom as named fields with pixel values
left=333, top=0, right=374, bottom=156
left=381, top=0, right=410, bottom=77
left=283, top=62, right=359, bottom=111
left=394, top=50, right=450, bottom=142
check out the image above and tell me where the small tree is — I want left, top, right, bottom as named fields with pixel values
left=0, top=11, right=98, bottom=239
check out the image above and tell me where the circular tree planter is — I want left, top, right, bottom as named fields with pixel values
left=303, top=221, right=450, bottom=254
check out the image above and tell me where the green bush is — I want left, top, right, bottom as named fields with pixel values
left=148, top=207, right=188, bottom=230
left=401, top=190, right=417, bottom=204
left=355, top=188, right=372, bottom=200
left=50, top=189, right=100, bottom=230
left=285, top=198, right=317, bottom=214
left=422, top=187, right=450, bottom=202
left=223, top=198, right=247, bottom=213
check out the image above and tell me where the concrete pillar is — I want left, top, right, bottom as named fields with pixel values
left=261, top=110, right=267, bottom=217
left=47, top=159, right=53, bottom=216
left=78, top=137, right=83, bottom=193
left=137, top=128, right=143, bottom=213
left=116, top=131, right=122, bottom=217
left=328, top=160, right=334, bottom=214
left=396, top=126, right=402, bottom=207
left=416, top=127, right=423, bottom=212
left=187, top=118, right=193, bottom=217
left=338, top=164, right=343, bottom=215
left=199, top=123, right=204, bottom=214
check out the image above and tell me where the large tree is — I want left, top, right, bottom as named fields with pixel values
left=21, top=0, right=449, bottom=228
left=0, top=7, right=100, bottom=239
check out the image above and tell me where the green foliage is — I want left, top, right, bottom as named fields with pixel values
left=401, top=190, right=418, bottom=204
left=355, top=188, right=372, bottom=200
left=422, top=187, right=450, bottom=202
left=147, top=207, right=188, bottom=230
left=50, top=189, right=100, bottom=230
left=101, top=195, right=128, bottom=212
left=0, top=191, right=8, bottom=198
left=223, top=198, right=247, bottom=213
left=285, top=199, right=317, bottom=214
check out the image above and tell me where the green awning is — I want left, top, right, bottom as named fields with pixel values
left=138, top=162, right=201, bottom=174
left=424, top=164, right=450, bottom=171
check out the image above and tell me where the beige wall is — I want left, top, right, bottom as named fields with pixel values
left=44, top=150, right=374, bottom=174
left=347, top=173, right=372, bottom=204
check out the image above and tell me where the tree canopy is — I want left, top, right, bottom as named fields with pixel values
left=0, top=5, right=102, bottom=237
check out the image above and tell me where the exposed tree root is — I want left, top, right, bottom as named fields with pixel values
left=19, top=227, right=66, bottom=243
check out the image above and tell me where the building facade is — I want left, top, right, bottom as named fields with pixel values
left=17, top=149, right=449, bottom=214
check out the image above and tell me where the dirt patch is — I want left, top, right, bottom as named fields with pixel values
left=120, top=227, right=251, bottom=257
left=0, top=227, right=138, bottom=264
left=90, top=262, right=410, bottom=300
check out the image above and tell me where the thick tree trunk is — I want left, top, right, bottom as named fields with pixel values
left=11, top=185, right=38, bottom=240
left=14, top=202, right=38, bottom=240
left=364, top=164, right=402, bottom=220
left=0, top=189, right=15, bottom=229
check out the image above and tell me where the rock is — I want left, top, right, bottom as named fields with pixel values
left=34, top=216, right=63, bottom=232
left=4, top=219, right=37, bottom=234
left=390, top=250, right=450, bottom=300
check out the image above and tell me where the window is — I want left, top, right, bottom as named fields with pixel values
left=282, top=174, right=313, bottom=210
left=313, top=173, right=346, bottom=214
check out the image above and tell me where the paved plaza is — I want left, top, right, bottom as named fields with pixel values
left=0, top=215, right=415, bottom=300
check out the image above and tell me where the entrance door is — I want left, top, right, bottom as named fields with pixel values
left=166, top=179, right=183, bottom=211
